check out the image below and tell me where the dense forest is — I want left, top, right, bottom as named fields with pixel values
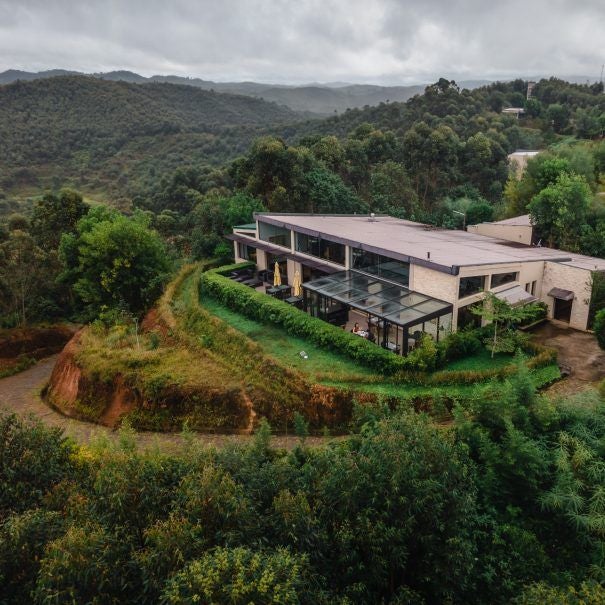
left=0, top=76, right=299, bottom=200
left=3, top=367, right=605, bottom=604
left=2, top=77, right=605, bottom=328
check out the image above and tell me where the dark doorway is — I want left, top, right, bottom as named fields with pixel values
left=554, top=297, right=573, bottom=322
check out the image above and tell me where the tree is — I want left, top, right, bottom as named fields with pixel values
left=30, top=189, right=89, bottom=249
left=59, top=207, right=171, bottom=317
left=304, top=168, right=367, bottom=213
left=161, top=547, right=324, bottom=605
left=592, top=308, right=605, bottom=350
left=528, top=172, right=592, bottom=249
left=370, top=161, right=418, bottom=217
left=0, top=230, right=48, bottom=325
left=471, top=293, right=538, bottom=357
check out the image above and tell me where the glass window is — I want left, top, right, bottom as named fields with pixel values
left=438, top=313, right=452, bottom=336
left=296, top=232, right=345, bottom=265
left=459, top=275, right=485, bottom=299
left=259, top=222, right=290, bottom=247
left=457, top=304, right=481, bottom=330
left=351, top=248, right=409, bottom=286
left=490, top=272, right=518, bottom=288
left=237, top=243, right=256, bottom=263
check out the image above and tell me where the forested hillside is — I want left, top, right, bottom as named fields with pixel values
left=0, top=76, right=300, bottom=199
left=0, top=69, right=431, bottom=114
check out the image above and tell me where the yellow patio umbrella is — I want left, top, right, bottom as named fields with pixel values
left=273, top=261, right=282, bottom=287
left=292, top=269, right=302, bottom=297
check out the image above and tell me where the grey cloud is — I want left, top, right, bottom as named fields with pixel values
left=0, top=0, right=603, bottom=83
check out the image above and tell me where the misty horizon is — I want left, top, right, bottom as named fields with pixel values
left=1, top=0, right=603, bottom=87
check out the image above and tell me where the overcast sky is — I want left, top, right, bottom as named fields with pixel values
left=0, top=0, right=603, bottom=85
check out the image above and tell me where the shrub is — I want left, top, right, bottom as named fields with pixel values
left=162, top=546, right=323, bottom=605
left=437, top=329, right=482, bottom=362
left=593, top=308, right=605, bottom=350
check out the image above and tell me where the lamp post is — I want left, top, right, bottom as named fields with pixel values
left=452, top=209, right=466, bottom=230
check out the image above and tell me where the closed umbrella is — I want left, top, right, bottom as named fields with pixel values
left=273, top=261, right=282, bottom=287
left=292, top=269, right=302, bottom=297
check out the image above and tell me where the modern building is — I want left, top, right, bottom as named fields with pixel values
left=228, top=213, right=605, bottom=354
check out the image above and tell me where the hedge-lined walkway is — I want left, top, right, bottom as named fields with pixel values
left=0, top=356, right=335, bottom=450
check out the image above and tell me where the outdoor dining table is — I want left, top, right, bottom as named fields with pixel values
left=266, top=285, right=291, bottom=299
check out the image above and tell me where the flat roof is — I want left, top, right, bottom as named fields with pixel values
left=255, top=213, right=605, bottom=273
left=491, top=214, right=532, bottom=227
left=303, top=270, right=452, bottom=328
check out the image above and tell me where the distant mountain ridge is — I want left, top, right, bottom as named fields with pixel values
left=0, top=68, right=495, bottom=114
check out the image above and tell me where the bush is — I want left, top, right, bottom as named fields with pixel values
left=593, top=308, right=605, bottom=350
left=437, top=329, right=482, bottom=362
left=162, top=546, right=323, bottom=605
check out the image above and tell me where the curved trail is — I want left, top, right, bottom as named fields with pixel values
left=0, top=356, right=330, bottom=451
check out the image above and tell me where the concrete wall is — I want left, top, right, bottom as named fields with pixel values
left=541, top=262, right=592, bottom=330
left=467, top=223, right=533, bottom=245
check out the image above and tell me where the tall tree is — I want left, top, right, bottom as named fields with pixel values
left=59, top=208, right=171, bottom=317
left=528, top=172, right=592, bottom=249
left=30, top=189, right=89, bottom=249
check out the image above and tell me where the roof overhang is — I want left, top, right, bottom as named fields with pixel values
left=494, top=285, right=537, bottom=307
left=548, top=287, right=574, bottom=301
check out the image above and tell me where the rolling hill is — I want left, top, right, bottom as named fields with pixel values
left=0, top=68, right=465, bottom=115
left=0, top=76, right=302, bottom=200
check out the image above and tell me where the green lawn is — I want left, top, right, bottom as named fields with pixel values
left=199, top=297, right=376, bottom=382
left=199, top=294, right=561, bottom=396
left=443, top=349, right=515, bottom=371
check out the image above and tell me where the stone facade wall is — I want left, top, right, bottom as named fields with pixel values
left=542, top=262, right=592, bottom=330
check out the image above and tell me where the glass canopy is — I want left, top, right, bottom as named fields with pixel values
left=302, top=270, right=452, bottom=328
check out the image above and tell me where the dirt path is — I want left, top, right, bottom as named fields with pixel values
left=530, top=322, right=605, bottom=396
left=0, top=356, right=333, bottom=451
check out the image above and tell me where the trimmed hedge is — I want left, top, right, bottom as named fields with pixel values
left=200, top=264, right=407, bottom=375
left=200, top=263, right=559, bottom=382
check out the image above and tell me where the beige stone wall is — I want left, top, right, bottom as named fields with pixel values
left=410, top=265, right=459, bottom=303
left=412, top=261, right=546, bottom=330
left=467, top=223, right=533, bottom=245
left=541, top=262, right=592, bottom=330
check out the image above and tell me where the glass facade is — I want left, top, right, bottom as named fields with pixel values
left=302, top=270, right=452, bottom=354
left=459, top=275, right=486, bottom=299
left=237, top=243, right=257, bottom=263
left=351, top=248, right=410, bottom=286
left=258, top=222, right=290, bottom=248
left=457, top=303, right=482, bottom=329
left=295, top=232, right=346, bottom=265
left=490, top=271, right=518, bottom=288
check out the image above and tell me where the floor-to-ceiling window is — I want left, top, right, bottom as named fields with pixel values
left=350, top=248, right=409, bottom=286
left=295, top=232, right=346, bottom=265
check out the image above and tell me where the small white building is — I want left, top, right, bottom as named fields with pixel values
left=467, top=215, right=534, bottom=246
left=229, top=213, right=605, bottom=353
left=508, top=150, right=540, bottom=177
